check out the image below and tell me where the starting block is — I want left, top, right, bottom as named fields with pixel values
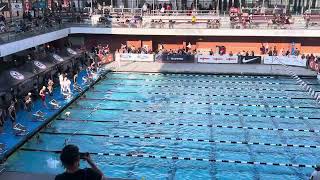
left=49, top=99, right=61, bottom=109
left=33, top=110, right=45, bottom=121
left=0, top=143, right=4, bottom=151
left=13, top=123, right=27, bottom=136
left=73, top=84, right=83, bottom=93
left=62, top=92, right=72, bottom=99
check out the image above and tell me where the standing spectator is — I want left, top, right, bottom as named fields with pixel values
left=8, top=100, right=17, bottom=128
left=39, top=86, right=47, bottom=108
left=24, top=92, right=32, bottom=112
left=47, top=79, right=54, bottom=97
left=272, top=47, right=278, bottom=56
left=55, top=144, right=106, bottom=180
left=142, top=3, right=148, bottom=15
left=0, top=108, right=4, bottom=133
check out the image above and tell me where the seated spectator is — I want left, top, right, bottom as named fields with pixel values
left=191, top=16, right=196, bottom=25
left=55, top=144, right=106, bottom=180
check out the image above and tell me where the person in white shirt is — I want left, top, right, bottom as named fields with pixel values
left=160, top=7, right=165, bottom=14
left=311, top=165, right=320, bottom=180
left=64, top=77, right=71, bottom=94
left=59, top=73, right=64, bottom=93
left=142, top=3, right=148, bottom=14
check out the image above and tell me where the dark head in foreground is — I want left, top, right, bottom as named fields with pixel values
left=55, top=144, right=105, bottom=180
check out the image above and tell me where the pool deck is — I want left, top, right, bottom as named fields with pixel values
left=0, top=171, right=133, bottom=180
left=114, top=62, right=317, bottom=77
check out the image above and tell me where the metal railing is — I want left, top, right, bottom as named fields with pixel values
left=0, top=14, right=317, bottom=46
left=0, top=23, right=66, bottom=45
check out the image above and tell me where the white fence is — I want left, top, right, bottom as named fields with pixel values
left=263, top=56, right=307, bottom=67
left=115, top=53, right=154, bottom=62
left=197, top=55, right=238, bottom=64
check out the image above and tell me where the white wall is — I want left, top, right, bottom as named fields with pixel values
left=0, top=28, right=69, bottom=57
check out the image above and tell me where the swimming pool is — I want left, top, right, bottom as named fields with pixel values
left=4, top=72, right=320, bottom=180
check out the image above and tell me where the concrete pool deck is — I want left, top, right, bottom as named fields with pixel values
left=112, top=62, right=317, bottom=77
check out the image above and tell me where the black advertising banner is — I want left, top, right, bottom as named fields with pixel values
left=240, top=56, right=262, bottom=64
left=156, top=53, right=194, bottom=63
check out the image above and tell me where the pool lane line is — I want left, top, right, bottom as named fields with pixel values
left=83, top=98, right=319, bottom=109
left=89, top=90, right=314, bottom=100
left=282, top=64, right=320, bottom=104
left=112, top=72, right=276, bottom=79
left=20, top=148, right=315, bottom=168
left=70, top=107, right=319, bottom=120
left=98, top=83, right=310, bottom=92
left=104, top=78, right=293, bottom=86
left=40, top=131, right=320, bottom=149
left=55, top=118, right=320, bottom=133
left=106, top=77, right=320, bottom=86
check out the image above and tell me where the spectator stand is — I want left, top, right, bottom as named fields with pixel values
left=230, top=7, right=293, bottom=29
left=304, top=9, right=320, bottom=28
left=145, top=10, right=220, bottom=29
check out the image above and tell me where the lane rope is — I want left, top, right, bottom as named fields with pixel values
left=107, top=77, right=320, bottom=86
left=83, top=98, right=318, bottom=109
left=71, top=107, right=319, bottom=120
left=275, top=60, right=320, bottom=104
left=112, top=72, right=276, bottom=79
left=41, top=131, right=320, bottom=149
left=20, top=148, right=315, bottom=168
left=98, top=83, right=308, bottom=92
left=89, top=90, right=314, bottom=100
left=55, top=118, right=320, bottom=133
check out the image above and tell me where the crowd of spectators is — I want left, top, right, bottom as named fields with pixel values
left=259, top=43, right=300, bottom=56
left=117, top=43, right=152, bottom=54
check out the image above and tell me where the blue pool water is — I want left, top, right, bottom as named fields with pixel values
left=4, top=72, right=320, bottom=180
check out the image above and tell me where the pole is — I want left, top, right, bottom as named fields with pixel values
left=239, top=0, right=242, bottom=11
left=195, top=0, right=197, bottom=10
left=217, top=0, right=219, bottom=14
left=152, top=0, right=154, bottom=14
left=308, top=0, right=311, bottom=10
left=90, top=0, right=93, bottom=14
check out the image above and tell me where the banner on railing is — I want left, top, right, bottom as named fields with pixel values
left=116, top=53, right=154, bottom=62
left=157, top=53, right=195, bottom=62
left=197, top=55, right=238, bottom=64
left=239, top=56, right=262, bottom=64
left=263, top=56, right=307, bottom=67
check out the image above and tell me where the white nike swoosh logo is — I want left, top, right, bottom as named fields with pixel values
left=243, top=57, right=259, bottom=63
left=0, top=5, right=6, bottom=11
